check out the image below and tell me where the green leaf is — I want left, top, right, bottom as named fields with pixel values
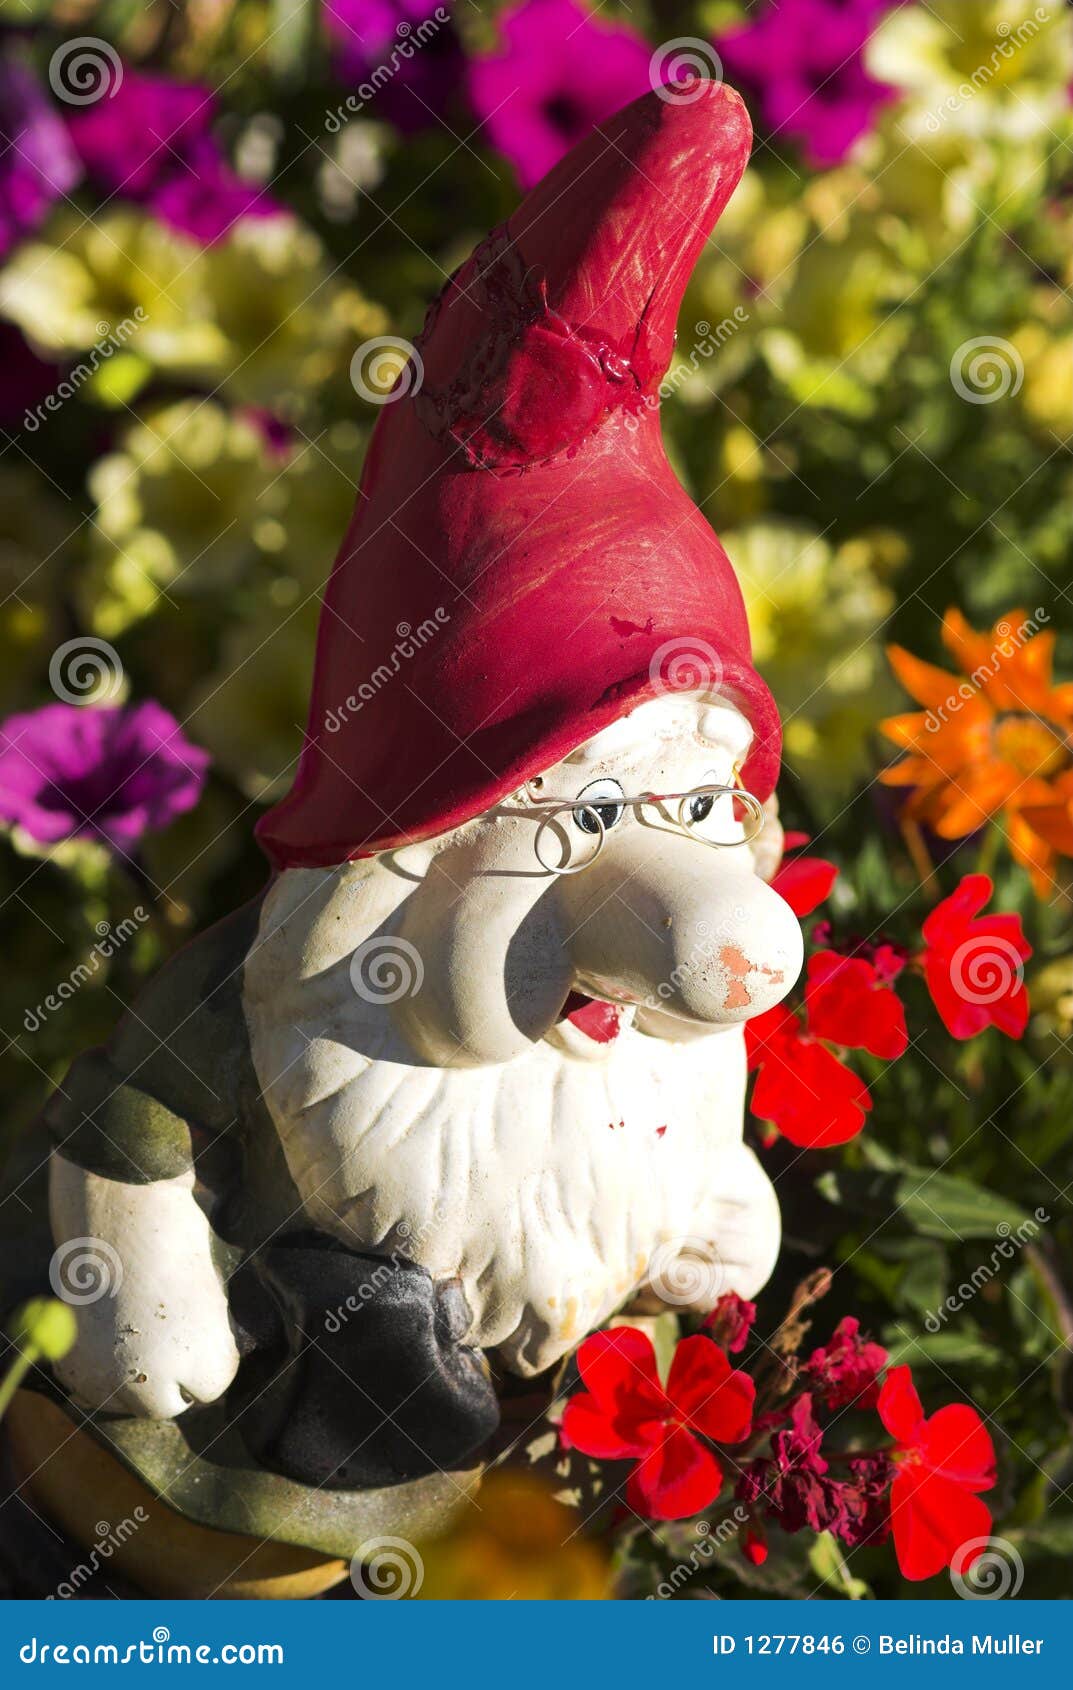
left=817, top=1165, right=1034, bottom=1241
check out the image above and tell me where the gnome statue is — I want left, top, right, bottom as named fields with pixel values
left=18, top=80, right=804, bottom=1594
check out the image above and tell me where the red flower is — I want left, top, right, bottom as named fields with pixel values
left=737, top=1394, right=893, bottom=1550
left=773, top=853, right=838, bottom=917
left=920, top=874, right=1031, bottom=1040
left=702, top=1291, right=757, bottom=1354
left=560, top=1327, right=754, bottom=1521
left=878, top=1364, right=997, bottom=1582
left=806, top=950, right=909, bottom=1059
left=746, top=1004, right=872, bottom=1148
left=804, top=1315, right=888, bottom=1411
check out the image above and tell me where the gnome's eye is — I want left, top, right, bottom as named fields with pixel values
left=686, top=792, right=715, bottom=824
left=573, top=779, right=625, bottom=835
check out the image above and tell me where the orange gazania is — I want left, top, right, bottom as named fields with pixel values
left=880, top=608, right=1073, bottom=895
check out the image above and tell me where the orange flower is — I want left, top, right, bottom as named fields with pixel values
left=879, top=609, right=1073, bottom=895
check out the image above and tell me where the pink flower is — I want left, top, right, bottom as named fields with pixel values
left=0, top=702, right=209, bottom=851
left=468, top=0, right=652, bottom=189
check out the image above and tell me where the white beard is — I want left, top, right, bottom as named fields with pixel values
left=243, top=861, right=781, bottom=1378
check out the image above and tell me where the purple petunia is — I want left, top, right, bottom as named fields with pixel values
left=0, top=702, right=209, bottom=852
left=0, top=54, right=82, bottom=261
left=718, top=0, right=898, bottom=168
left=324, top=0, right=462, bottom=131
left=64, top=66, right=283, bottom=245
left=468, top=0, right=653, bottom=189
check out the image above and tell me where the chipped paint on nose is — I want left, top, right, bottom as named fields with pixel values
left=718, top=944, right=786, bottom=1010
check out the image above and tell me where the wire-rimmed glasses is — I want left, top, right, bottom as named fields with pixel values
left=524, top=781, right=766, bottom=875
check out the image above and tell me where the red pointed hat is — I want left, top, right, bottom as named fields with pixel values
left=258, top=78, right=780, bottom=869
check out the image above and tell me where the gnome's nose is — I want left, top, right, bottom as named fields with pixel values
left=557, top=827, right=802, bottom=1028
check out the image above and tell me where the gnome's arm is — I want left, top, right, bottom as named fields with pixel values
left=42, top=901, right=261, bottom=1417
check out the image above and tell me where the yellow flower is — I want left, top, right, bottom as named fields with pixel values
left=81, top=401, right=279, bottom=636
left=1011, top=294, right=1073, bottom=443
left=0, top=211, right=387, bottom=415
left=726, top=521, right=906, bottom=798
left=868, top=0, right=1073, bottom=142
left=0, top=211, right=225, bottom=381
left=414, top=1470, right=610, bottom=1600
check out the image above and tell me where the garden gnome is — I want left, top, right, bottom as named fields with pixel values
left=22, top=79, right=803, bottom=1588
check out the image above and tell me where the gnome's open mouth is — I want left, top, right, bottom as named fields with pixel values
left=556, top=990, right=634, bottom=1045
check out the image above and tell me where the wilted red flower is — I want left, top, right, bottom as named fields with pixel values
left=878, top=1364, right=996, bottom=1582
left=806, top=950, right=909, bottom=1059
left=702, top=1291, right=757, bottom=1354
left=804, top=1315, right=888, bottom=1411
left=746, top=1004, right=872, bottom=1148
left=920, top=874, right=1031, bottom=1040
left=738, top=1394, right=893, bottom=1550
left=561, top=1327, right=754, bottom=1521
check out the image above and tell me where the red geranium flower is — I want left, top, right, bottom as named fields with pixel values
left=806, top=950, right=909, bottom=1059
left=560, top=1327, right=754, bottom=1520
left=878, top=1364, right=997, bottom=1582
left=746, top=1003, right=872, bottom=1148
left=919, top=874, right=1031, bottom=1040
left=773, top=851, right=838, bottom=917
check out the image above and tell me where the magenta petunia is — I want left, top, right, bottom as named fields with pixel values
left=324, top=0, right=462, bottom=131
left=717, top=0, right=897, bottom=168
left=64, top=67, right=282, bottom=245
left=0, top=54, right=82, bottom=261
left=0, top=702, right=209, bottom=851
left=468, top=0, right=653, bottom=189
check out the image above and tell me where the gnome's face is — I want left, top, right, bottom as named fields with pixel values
left=390, top=695, right=802, bottom=1068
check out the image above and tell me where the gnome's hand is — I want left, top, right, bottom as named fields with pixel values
left=49, top=1154, right=240, bottom=1419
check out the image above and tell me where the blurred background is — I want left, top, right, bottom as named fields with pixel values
left=1, top=0, right=1071, bottom=1598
